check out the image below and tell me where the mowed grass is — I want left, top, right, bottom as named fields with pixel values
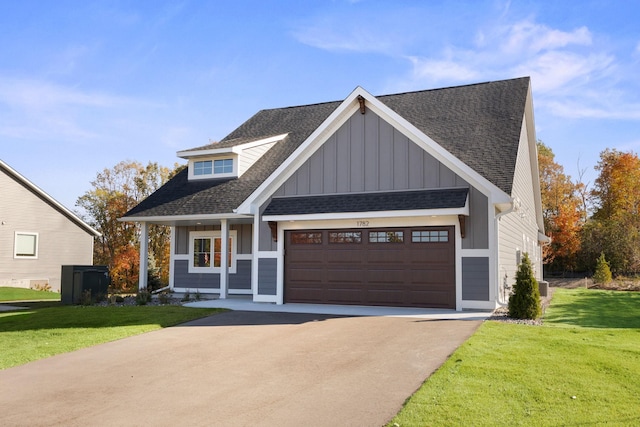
left=389, top=288, right=640, bottom=426
left=0, top=287, right=60, bottom=301
left=0, top=305, right=223, bottom=369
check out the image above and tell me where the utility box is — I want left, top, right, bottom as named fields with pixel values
left=538, top=280, right=549, bottom=298
left=61, top=265, right=110, bottom=304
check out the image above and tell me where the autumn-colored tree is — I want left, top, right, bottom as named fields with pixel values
left=77, top=160, right=181, bottom=290
left=591, top=149, right=640, bottom=222
left=537, top=141, right=584, bottom=272
left=582, top=149, right=640, bottom=274
left=110, top=244, right=140, bottom=291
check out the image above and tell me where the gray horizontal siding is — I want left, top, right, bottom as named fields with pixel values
left=462, top=257, right=490, bottom=301
left=258, top=258, right=277, bottom=295
left=173, top=259, right=251, bottom=290
left=174, top=260, right=220, bottom=289
left=0, top=169, right=94, bottom=292
left=229, top=260, right=251, bottom=290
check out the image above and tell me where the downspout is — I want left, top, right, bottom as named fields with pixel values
left=494, top=198, right=518, bottom=306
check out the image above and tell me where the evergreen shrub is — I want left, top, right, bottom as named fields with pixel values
left=508, top=253, right=542, bottom=319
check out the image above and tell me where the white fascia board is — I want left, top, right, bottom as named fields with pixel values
left=0, top=159, right=101, bottom=237
left=177, top=133, right=289, bottom=159
left=524, top=84, right=545, bottom=233
left=235, top=88, right=366, bottom=214
left=119, top=213, right=252, bottom=224
left=262, top=206, right=469, bottom=223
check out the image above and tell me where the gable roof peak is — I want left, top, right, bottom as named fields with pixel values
left=0, top=159, right=101, bottom=237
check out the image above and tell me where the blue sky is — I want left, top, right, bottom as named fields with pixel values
left=2, top=0, right=639, bottom=210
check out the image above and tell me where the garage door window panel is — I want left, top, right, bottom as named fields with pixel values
left=369, top=231, right=404, bottom=243
left=291, top=232, right=323, bottom=244
left=329, top=231, right=362, bottom=244
left=412, top=230, right=449, bottom=242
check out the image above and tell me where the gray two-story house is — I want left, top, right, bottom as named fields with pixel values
left=1, top=160, right=100, bottom=292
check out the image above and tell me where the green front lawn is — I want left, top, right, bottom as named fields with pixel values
left=0, top=305, right=222, bottom=369
left=390, top=288, right=640, bottom=426
left=0, top=287, right=60, bottom=301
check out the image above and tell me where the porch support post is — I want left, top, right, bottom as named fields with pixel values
left=139, top=222, right=149, bottom=290
left=220, top=219, right=229, bottom=299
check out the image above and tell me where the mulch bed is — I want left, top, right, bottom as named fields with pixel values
left=487, top=288, right=553, bottom=326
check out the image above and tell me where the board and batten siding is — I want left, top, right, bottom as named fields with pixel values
left=258, top=109, right=489, bottom=251
left=0, top=169, right=94, bottom=292
left=498, top=118, right=543, bottom=287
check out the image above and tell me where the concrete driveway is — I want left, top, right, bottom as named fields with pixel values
left=0, top=310, right=483, bottom=426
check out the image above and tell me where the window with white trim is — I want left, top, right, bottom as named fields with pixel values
left=14, top=232, right=38, bottom=259
left=188, top=230, right=237, bottom=273
left=214, top=159, right=233, bottom=174
left=190, top=158, right=236, bottom=179
left=194, top=160, right=213, bottom=176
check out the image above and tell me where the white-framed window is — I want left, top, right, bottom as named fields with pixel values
left=189, top=157, right=236, bottom=180
left=194, top=160, right=213, bottom=176
left=213, top=159, right=233, bottom=174
left=14, top=232, right=39, bottom=259
left=188, top=230, right=237, bottom=274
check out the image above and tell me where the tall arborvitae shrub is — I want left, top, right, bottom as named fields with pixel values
left=593, top=252, right=612, bottom=284
left=508, top=253, right=542, bottom=319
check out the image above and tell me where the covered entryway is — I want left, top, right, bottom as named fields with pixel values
left=284, top=226, right=455, bottom=308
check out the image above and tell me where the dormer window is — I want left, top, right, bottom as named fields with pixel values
left=188, top=157, right=236, bottom=180
left=194, top=160, right=213, bottom=176
left=214, top=159, right=233, bottom=174
left=178, top=133, right=288, bottom=181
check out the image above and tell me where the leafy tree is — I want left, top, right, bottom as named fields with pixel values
left=77, top=160, right=181, bottom=290
left=583, top=149, right=640, bottom=274
left=110, top=244, right=140, bottom=291
left=537, top=141, right=584, bottom=272
left=591, top=149, right=640, bottom=222
left=508, top=253, right=542, bottom=320
left=593, top=252, right=612, bottom=285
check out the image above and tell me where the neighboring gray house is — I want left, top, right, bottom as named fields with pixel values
left=0, top=160, right=100, bottom=292
left=124, top=77, right=546, bottom=311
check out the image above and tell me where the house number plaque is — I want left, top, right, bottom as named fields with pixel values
left=356, top=220, right=369, bottom=227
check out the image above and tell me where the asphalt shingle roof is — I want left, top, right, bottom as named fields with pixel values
left=124, top=77, right=529, bottom=218
left=263, top=188, right=469, bottom=216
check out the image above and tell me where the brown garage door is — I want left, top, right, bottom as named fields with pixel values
left=284, top=226, right=455, bottom=308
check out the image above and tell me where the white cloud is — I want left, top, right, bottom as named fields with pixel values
left=500, top=21, right=592, bottom=55
left=0, top=77, right=147, bottom=111
left=0, top=76, right=161, bottom=143
left=381, top=15, right=640, bottom=123
left=293, top=25, right=395, bottom=54
left=291, top=15, right=414, bottom=56
left=543, top=98, right=640, bottom=120
left=513, top=51, right=614, bottom=93
left=407, top=56, right=479, bottom=83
